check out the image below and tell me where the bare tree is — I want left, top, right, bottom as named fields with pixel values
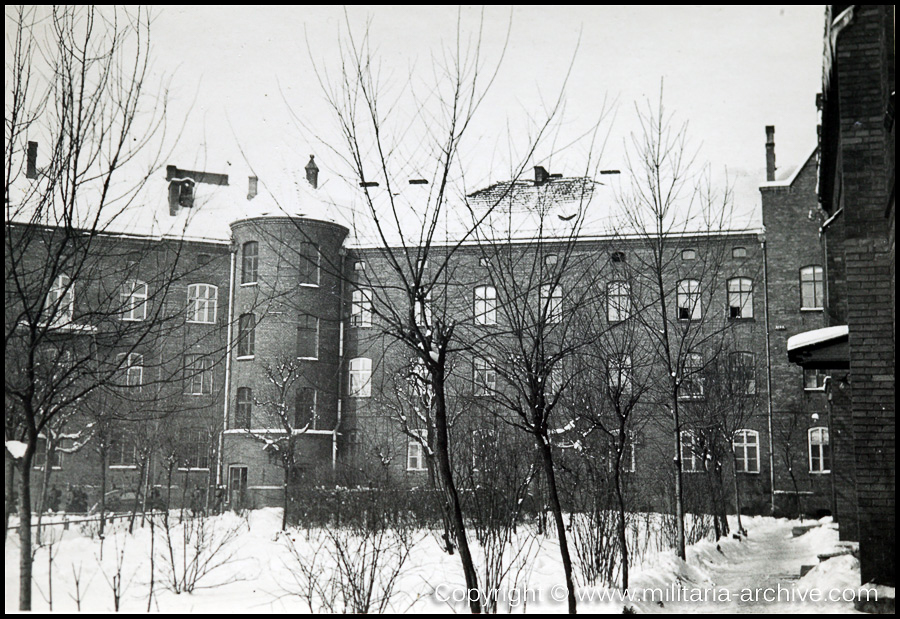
left=297, top=10, right=589, bottom=612
left=4, top=6, right=184, bottom=609
left=611, top=91, right=740, bottom=559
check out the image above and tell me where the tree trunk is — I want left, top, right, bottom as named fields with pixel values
left=433, top=370, right=481, bottom=613
left=537, top=433, right=577, bottom=613
left=18, top=453, right=34, bottom=610
left=613, top=440, right=629, bottom=592
left=5, top=462, right=16, bottom=543
left=672, top=398, right=686, bottom=560
left=731, top=453, right=744, bottom=535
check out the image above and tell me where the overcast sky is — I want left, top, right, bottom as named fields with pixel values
left=9, top=6, right=827, bottom=226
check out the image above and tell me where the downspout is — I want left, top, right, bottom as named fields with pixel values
left=333, top=249, right=346, bottom=471
left=217, top=249, right=237, bottom=487
left=761, top=234, right=776, bottom=514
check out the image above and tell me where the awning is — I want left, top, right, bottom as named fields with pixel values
left=787, top=325, right=850, bottom=369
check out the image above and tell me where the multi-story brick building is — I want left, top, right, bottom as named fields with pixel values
left=7, top=138, right=851, bottom=527
left=787, top=5, right=894, bottom=588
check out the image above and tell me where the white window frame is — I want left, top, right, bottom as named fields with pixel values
left=234, top=387, right=252, bottom=429
left=351, top=289, right=373, bottom=327
left=474, top=285, right=497, bottom=326
left=732, top=246, right=748, bottom=259
left=473, top=357, right=496, bottom=396
left=800, top=265, right=825, bottom=310
left=808, top=427, right=831, bottom=474
left=680, top=430, right=702, bottom=473
left=727, top=278, right=754, bottom=319
left=415, top=292, right=432, bottom=327
left=803, top=368, right=827, bottom=391
left=733, top=429, right=760, bottom=474
left=297, top=314, right=319, bottom=360
left=730, top=351, right=757, bottom=395
left=237, top=313, right=255, bottom=358
left=676, top=279, right=702, bottom=321
left=184, top=353, right=213, bottom=395
left=47, top=274, right=74, bottom=327
left=680, top=352, right=705, bottom=399
left=241, top=241, right=258, bottom=285
left=540, top=283, right=563, bottom=323
left=120, top=280, right=148, bottom=322
left=33, top=436, right=62, bottom=470
left=349, top=357, right=372, bottom=398
left=187, top=284, right=218, bottom=324
left=607, top=281, right=631, bottom=322
left=299, top=242, right=320, bottom=287
left=682, top=248, right=697, bottom=261
left=407, top=429, right=427, bottom=471
left=117, top=352, right=143, bottom=390
left=608, top=354, right=633, bottom=395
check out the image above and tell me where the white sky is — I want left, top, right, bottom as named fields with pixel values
left=9, top=6, right=827, bottom=227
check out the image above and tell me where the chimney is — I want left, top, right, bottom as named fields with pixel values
left=765, top=125, right=776, bottom=182
left=248, top=176, right=258, bottom=200
left=534, top=165, right=550, bottom=186
left=305, top=155, right=319, bottom=189
left=26, top=141, right=38, bottom=179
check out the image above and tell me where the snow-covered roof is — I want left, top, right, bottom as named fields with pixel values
left=786, top=325, right=849, bottom=352
left=758, top=146, right=818, bottom=189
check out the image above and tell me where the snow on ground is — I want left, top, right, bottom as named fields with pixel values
left=5, top=510, right=867, bottom=613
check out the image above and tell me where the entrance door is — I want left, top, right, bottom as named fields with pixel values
left=228, top=465, right=248, bottom=511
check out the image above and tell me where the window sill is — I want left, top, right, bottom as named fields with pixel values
left=240, top=282, right=258, bottom=287
left=120, top=317, right=146, bottom=322
left=297, top=356, right=318, bottom=362
left=406, top=468, right=427, bottom=473
left=800, top=307, right=824, bottom=312
left=184, top=392, right=213, bottom=397
left=177, top=467, right=210, bottom=472
left=737, top=470, right=761, bottom=475
left=109, top=465, right=137, bottom=470
left=236, top=355, right=255, bottom=361
left=809, top=470, right=831, bottom=475
left=186, top=320, right=217, bottom=325
left=804, top=387, right=826, bottom=393
left=32, top=466, right=62, bottom=471
left=728, top=317, right=756, bottom=322
left=298, top=283, right=320, bottom=288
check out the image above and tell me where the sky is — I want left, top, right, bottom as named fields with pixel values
left=9, top=6, right=828, bottom=228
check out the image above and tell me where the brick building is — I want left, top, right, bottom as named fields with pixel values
left=787, top=5, right=894, bottom=588
left=7, top=141, right=852, bottom=526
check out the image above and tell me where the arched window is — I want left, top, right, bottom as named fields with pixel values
left=808, top=427, right=831, bottom=473
left=727, top=278, right=753, bottom=319
left=187, top=284, right=218, bottom=323
left=799, top=266, right=824, bottom=309
left=732, top=246, right=747, bottom=258
left=733, top=430, right=760, bottom=473
left=241, top=241, right=258, bottom=284
left=474, top=285, right=497, bottom=325
left=349, top=357, right=372, bottom=397
left=676, top=279, right=701, bottom=320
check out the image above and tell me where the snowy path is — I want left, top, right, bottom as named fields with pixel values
left=628, top=517, right=862, bottom=614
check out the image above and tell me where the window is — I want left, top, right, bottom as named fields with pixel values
left=237, top=314, right=255, bottom=358
left=681, top=352, right=705, bottom=399
left=733, top=430, right=760, bottom=473
left=608, top=355, right=632, bottom=395
left=808, top=427, right=831, bottom=473
left=682, top=249, right=697, bottom=261
left=299, top=242, right=320, bottom=285
left=608, top=433, right=636, bottom=473
left=407, top=429, right=427, bottom=471
left=117, top=353, right=143, bottom=390
left=474, top=285, right=497, bottom=325
left=241, top=241, right=258, bottom=284
left=611, top=251, right=625, bottom=263
left=732, top=247, right=747, bottom=259
left=607, top=281, right=631, bottom=321
left=297, top=314, right=318, bottom=359
left=108, top=430, right=136, bottom=467
left=544, top=254, right=558, bottom=266
left=351, top=289, right=373, bottom=327
left=803, top=368, right=827, bottom=391
left=415, top=292, right=432, bottom=327
left=47, top=274, right=74, bottom=326
left=479, top=257, right=490, bottom=267
left=473, top=357, right=496, bottom=396
left=184, top=354, right=213, bottom=395
left=120, top=280, right=148, bottom=321
left=540, top=284, right=562, bottom=323
left=33, top=437, right=62, bottom=469
left=680, top=431, right=702, bottom=472
left=187, top=284, right=218, bottom=324
left=727, top=278, right=754, bottom=319
left=800, top=266, right=825, bottom=309
left=180, top=429, right=210, bottom=469
left=676, top=279, right=701, bottom=320
left=235, top=388, right=252, bottom=429
left=295, top=387, right=318, bottom=429
left=354, top=260, right=366, bottom=272
left=730, top=352, right=757, bottom=395
left=349, top=357, right=372, bottom=397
